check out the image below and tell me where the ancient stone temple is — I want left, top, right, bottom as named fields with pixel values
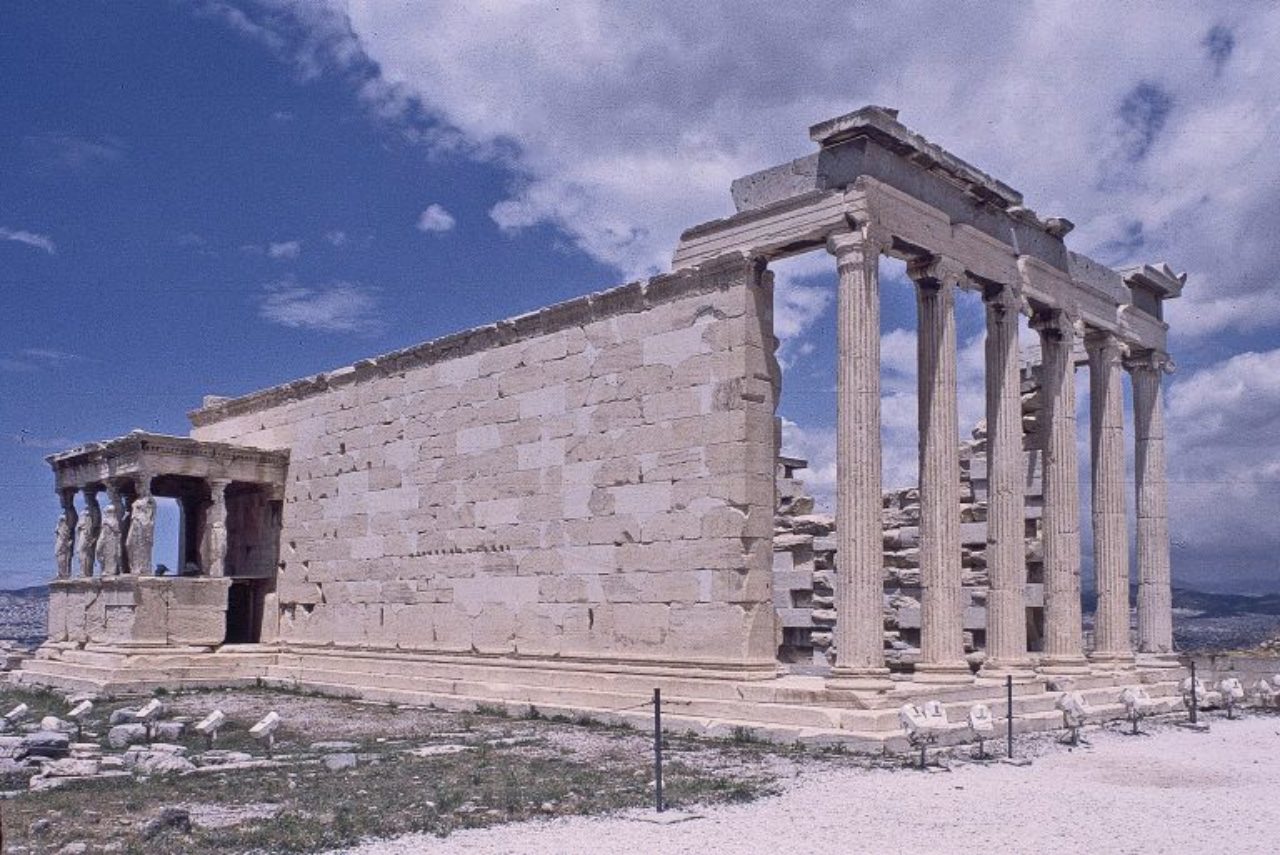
left=18, top=107, right=1189, bottom=744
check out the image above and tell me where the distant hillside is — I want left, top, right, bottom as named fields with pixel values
left=0, top=584, right=48, bottom=599
left=1081, top=586, right=1280, bottom=618
left=0, top=584, right=48, bottom=646
left=1170, top=588, right=1280, bottom=618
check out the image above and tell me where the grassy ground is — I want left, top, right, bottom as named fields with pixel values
left=0, top=683, right=831, bottom=854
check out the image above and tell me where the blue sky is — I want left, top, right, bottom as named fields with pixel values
left=3, top=2, right=1279, bottom=594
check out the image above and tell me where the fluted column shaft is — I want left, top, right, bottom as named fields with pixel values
left=826, top=229, right=891, bottom=688
left=1128, top=352, right=1174, bottom=654
left=910, top=257, right=970, bottom=682
left=1087, top=332, right=1133, bottom=663
left=1033, top=309, right=1088, bottom=671
left=981, top=285, right=1033, bottom=675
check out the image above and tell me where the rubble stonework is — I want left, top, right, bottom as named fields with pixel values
left=17, top=107, right=1191, bottom=745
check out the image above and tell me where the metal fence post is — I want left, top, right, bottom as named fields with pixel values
left=653, top=688, right=664, bottom=813
left=1189, top=660, right=1199, bottom=725
left=1006, top=674, right=1014, bottom=759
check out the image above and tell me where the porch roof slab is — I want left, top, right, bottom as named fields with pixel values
left=46, top=430, right=288, bottom=493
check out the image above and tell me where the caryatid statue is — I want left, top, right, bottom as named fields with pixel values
left=54, top=513, right=74, bottom=579
left=74, top=494, right=99, bottom=577
left=95, top=501, right=122, bottom=576
left=125, top=494, right=156, bottom=575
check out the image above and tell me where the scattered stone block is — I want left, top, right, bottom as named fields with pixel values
left=323, top=752, right=358, bottom=771
left=123, top=748, right=196, bottom=775
left=108, top=708, right=137, bottom=726
left=195, top=750, right=253, bottom=766
left=42, top=758, right=100, bottom=778
left=107, top=723, right=148, bottom=749
left=154, top=721, right=186, bottom=740
left=20, top=731, right=70, bottom=758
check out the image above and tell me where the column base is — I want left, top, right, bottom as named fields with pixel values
left=1088, top=652, right=1136, bottom=671
left=1037, top=655, right=1092, bottom=676
left=825, top=666, right=894, bottom=692
left=1135, top=652, right=1182, bottom=669
left=978, top=659, right=1039, bottom=682
left=913, top=661, right=974, bottom=684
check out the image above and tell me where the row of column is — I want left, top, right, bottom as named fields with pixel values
left=54, top=478, right=231, bottom=580
left=825, top=227, right=1174, bottom=688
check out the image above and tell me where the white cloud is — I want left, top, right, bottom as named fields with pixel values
left=324, top=229, right=348, bottom=246
left=258, top=279, right=382, bottom=333
left=0, top=227, right=56, bottom=254
left=268, top=239, right=302, bottom=259
left=416, top=204, right=455, bottom=234
left=1164, top=349, right=1280, bottom=587
left=235, top=1, right=1280, bottom=335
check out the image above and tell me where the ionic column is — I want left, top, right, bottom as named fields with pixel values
left=75, top=486, right=100, bottom=577
left=825, top=227, right=891, bottom=690
left=1127, top=351, right=1174, bottom=656
left=1087, top=331, right=1134, bottom=666
left=908, top=255, right=971, bottom=683
left=205, top=478, right=231, bottom=577
left=1032, top=308, right=1089, bottom=673
left=980, top=284, right=1034, bottom=677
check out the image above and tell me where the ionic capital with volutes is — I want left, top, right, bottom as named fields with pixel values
left=906, top=253, right=967, bottom=291
left=1123, top=348, right=1175, bottom=376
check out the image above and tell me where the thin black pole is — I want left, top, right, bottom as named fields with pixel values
left=1189, top=661, right=1199, bottom=725
left=1006, top=674, right=1014, bottom=759
left=653, top=688, right=664, bottom=813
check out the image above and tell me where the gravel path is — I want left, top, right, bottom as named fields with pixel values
left=337, top=715, right=1280, bottom=854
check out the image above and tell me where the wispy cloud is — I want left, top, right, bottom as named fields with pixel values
left=416, top=204, right=455, bottom=234
left=25, top=132, right=126, bottom=171
left=258, top=279, right=382, bottom=334
left=11, top=432, right=75, bottom=450
left=324, top=229, right=348, bottom=246
left=0, top=348, right=83, bottom=373
left=268, top=239, right=303, bottom=259
left=0, top=227, right=56, bottom=254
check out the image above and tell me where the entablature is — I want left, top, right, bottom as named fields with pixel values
left=47, top=430, right=289, bottom=495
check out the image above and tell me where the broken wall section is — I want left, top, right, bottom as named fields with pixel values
left=189, top=255, right=781, bottom=673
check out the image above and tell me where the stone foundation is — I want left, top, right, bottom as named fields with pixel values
left=45, top=577, right=231, bottom=648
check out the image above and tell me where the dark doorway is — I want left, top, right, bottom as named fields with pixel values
left=225, top=579, right=264, bottom=644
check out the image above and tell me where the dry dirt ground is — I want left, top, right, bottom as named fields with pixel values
left=335, top=713, right=1280, bottom=855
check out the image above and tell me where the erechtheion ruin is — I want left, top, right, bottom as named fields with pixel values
left=17, top=107, right=1191, bottom=744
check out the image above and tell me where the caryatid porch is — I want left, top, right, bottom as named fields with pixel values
left=674, top=106, right=1186, bottom=687
left=45, top=431, right=288, bottom=648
